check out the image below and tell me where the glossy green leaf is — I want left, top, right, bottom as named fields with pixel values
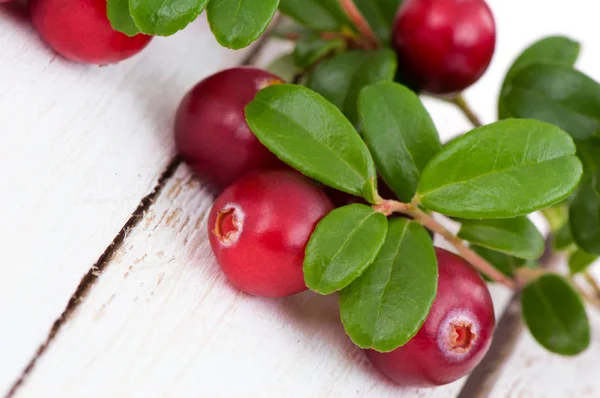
left=307, top=50, right=397, bottom=128
left=569, top=181, right=600, bottom=255
left=294, top=34, right=345, bottom=68
left=207, top=0, right=279, bottom=49
left=471, top=245, right=525, bottom=280
left=417, top=119, right=583, bottom=219
left=339, top=218, right=437, bottom=352
left=353, top=0, right=403, bottom=45
left=107, top=0, right=140, bottom=36
left=304, top=204, right=388, bottom=294
left=501, top=64, right=600, bottom=141
left=129, top=0, right=207, bottom=36
left=553, top=223, right=574, bottom=251
left=499, top=36, right=580, bottom=119
left=522, top=274, right=590, bottom=356
left=359, top=82, right=441, bottom=202
left=267, top=54, right=301, bottom=83
left=458, top=217, right=544, bottom=260
left=278, top=0, right=351, bottom=32
left=245, top=84, right=376, bottom=196
left=569, top=250, right=598, bottom=275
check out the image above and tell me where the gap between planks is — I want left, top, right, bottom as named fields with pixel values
left=4, top=29, right=276, bottom=398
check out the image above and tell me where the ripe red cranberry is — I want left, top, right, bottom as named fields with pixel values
left=208, top=170, right=334, bottom=297
left=392, top=0, right=496, bottom=94
left=366, top=248, right=495, bottom=387
left=175, top=67, right=285, bottom=189
left=29, top=0, right=152, bottom=64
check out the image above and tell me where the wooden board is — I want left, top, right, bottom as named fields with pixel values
left=13, top=163, right=513, bottom=398
left=0, top=7, right=256, bottom=394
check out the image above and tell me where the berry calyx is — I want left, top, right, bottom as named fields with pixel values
left=365, top=247, right=495, bottom=387
left=175, top=67, right=285, bottom=189
left=392, top=0, right=496, bottom=94
left=29, top=0, right=152, bottom=65
left=208, top=170, right=334, bottom=297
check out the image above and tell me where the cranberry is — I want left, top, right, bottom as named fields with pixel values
left=29, top=0, right=152, bottom=64
left=208, top=170, right=334, bottom=297
left=175, top=68, right=285, bottom=189
left=391, top=0, right=496, bottom=94
left=366, top=248, right=495, bottom=387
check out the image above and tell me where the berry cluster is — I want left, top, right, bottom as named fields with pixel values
left=174, top=0, right=499, bottom=386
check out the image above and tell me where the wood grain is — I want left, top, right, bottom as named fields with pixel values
left=0, top=8, right=256, bottom=394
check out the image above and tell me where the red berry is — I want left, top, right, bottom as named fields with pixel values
left=175, top=67, right=285, bottom=190
left=208, top=170, right=334, bottom=297
left=392, top=0, right=496, bottom=94
left=29, top=0, right=152, bottom=65
left=366, top=248, right=495, bottom=387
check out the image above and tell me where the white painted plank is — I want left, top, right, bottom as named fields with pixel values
left=486, top=263, right=600, bottom=397
left=0, top=8, right=256, bottom=393
left=15, top=163, right=513, bottom=398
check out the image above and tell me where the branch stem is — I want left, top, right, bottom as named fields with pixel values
left=584, top=271, right=600, bottom=299
left=384, top=200, right=516, bottom=288
left=450, top=94, right=483, bottom=128
left=339, top=0, right=379, bottom=49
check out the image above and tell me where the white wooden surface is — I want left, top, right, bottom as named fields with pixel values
left=0, top=7, right=255, bottom=395
left=3, top=0, right=600, bottom=397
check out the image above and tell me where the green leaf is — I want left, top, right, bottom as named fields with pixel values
left=577, top=141, right=600, bottom=177
left=107, top=0, right=140, bottom=36
left=294, top=34, right=345, bottom=69
left=267, top=54, right=301, bottom=83
left=417, top=119, right=583, bottom=219
left=245, top=84, right=376, bottom=196
left=359, top=82, right=441, bottom=202
left=278, top=0, right=351, bottom=32
left=353, top=0, right=403, bottom=46
left=307, top=50, right=397, bottom=128
left=499, top=36, right=580, bottom=119
left=521, top=274, right=590, bottom=356
left=553, top=222, right=574, bottom=251
left=569, top=250, right=598, bottom=275
left=304, top=204, right=388, bottom=294
left=339, top=218, right=437, bottom=352
left=458, top=217, right=544, bottom=260
left=541, top=202, right=569, bottom=232
left=129, top=0, right=207, bottom=36
left=595, top=171, right=600, bottom=197
left=207, top=0, right=279, bottom=49
left=569, top=181, right=600, bottom=255
left=471, top=245, right=525, bottom=280
left=501, top=64, right=600, bottom=141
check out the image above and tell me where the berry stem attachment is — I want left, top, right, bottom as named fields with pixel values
left=339, top=0, right=379, bottom=49
left=381, top=199, right=516, bottom=288
left=450, top=94, right=483, bottom=128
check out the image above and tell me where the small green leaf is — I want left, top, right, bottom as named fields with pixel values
left=417, top=119, right=583, bottom=219
left=267, top=54, right=301, bottom=83
left=541, top=202, right=569, bottom=232
left=353, top=0, right=403, bottom=46
left=570, top=181, right=600, bottom=255
left=501, top=64, right=600, bottom=141
left=359, top=82, right=441, bottom=202
left=307, top=50, right=397, bottom=128
left=207, top=0, right=279, bottom=49
left=553, top=223, right=574, bottom=252
left=278, top=0, right=351, bottom=32
left=458, top=217, right=544, bottom=260
left=339, top=218, right=437, bottom=352
left=129, top=0, right=207, bottom=36
left=107, top=0, right=140, bottom=36
left=521, top=274, right=590, bottom=356
left=471, top=245, right=525, bottom=280
left=294, top=34, right=345, bottom=68
left=304, top=204, right=388, bottom=294
left=245, top=84, right=376, bottom=196
left=569, top=250, right=598, bottom=275
left=577, top=141, right=600, bottom=178
left=595, top=171, right=600, bottom=197
left=499, top=36, right=580, bottom=119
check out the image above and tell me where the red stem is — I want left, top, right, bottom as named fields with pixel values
left=339, top=0, right=379, bottom=49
